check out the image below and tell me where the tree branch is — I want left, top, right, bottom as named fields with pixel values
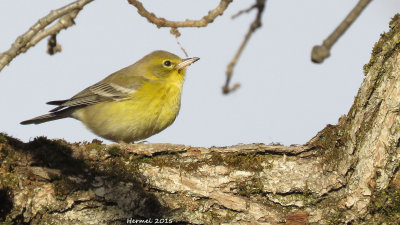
left=127, top=0, right=233, bottom=28
left=0, top=0, right=93, bottom=73
left=2, top=15, right=399, bottom=224
left=1, top=0, right=399, bottom=223
left=223, top=0, right=266, bottom=94
left=231, top=3, right=257, bottom=19
left=311, top=0, right=372, bottom=63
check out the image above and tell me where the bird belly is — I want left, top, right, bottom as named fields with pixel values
left=72, top=84, right=181, bottom=143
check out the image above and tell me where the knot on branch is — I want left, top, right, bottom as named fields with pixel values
left=311, top=45, right=330, bottom=63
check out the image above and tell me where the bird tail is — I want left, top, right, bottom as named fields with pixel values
left=20, top=108, right=72, bottom=125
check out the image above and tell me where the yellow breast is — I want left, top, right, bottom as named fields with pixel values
left=73, top=80, right=183, bottom=143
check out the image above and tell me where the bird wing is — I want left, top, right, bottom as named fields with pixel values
left=47, top=80, right=143, bottom=112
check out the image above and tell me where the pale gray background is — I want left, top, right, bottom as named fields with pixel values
left=0, top=0, right=399, bottom=147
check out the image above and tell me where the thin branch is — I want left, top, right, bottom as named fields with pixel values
left=127, top=0, right=233, bottom=28
left=170, top=28, right=189, bottom=57
left=223, top=0, right=266, bottom=94
left=311, top=0, right=372, bottom=63
left=231, top=4, right=257, bottom=19
left=0, top=0, right=94, bottom=73
left=47, top=34, right=62, bottom=56
left=24, top=10, right=80, bottom=54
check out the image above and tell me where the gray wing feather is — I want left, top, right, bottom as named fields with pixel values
left=49, top=82, right=136, bottom=112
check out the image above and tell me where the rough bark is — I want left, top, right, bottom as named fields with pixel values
left=1, top=14, right=400, bottom=225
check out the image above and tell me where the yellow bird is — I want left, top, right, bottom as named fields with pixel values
left=21, top=50, right=199, bottom=143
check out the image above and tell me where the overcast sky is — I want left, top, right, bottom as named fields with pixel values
left=0, top=0, right=399, bottom=147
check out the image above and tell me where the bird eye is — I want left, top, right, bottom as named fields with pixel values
left=163, top=60, right=172, bottom=67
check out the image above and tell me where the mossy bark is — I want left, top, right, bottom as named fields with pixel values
left=1, top=14, right=400, bottom=225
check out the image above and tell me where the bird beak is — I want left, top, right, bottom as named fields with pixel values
left=176, top=57, right=200, bottom=72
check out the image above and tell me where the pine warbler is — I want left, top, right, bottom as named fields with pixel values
left=21, top=50, right=199, bottom=143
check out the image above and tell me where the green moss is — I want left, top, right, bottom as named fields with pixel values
left=209, top=152, right=271, bottom=172
left=209, top=210, right=222, bottom=223
left=28, top=136, right=70, bottom=154
left=53, top=176, right=79, bottom=199
left=223, top=211, right=238, bottom=223
left=209, top=151, right=224, bottom=165
left=363, top=38, right=384, bottom=75
left=99, top=156, right=141, bottom=183
left=237, top=178, right=264, bottom=197
left=0, top=134, right=23, bottom=150
left=291, top=193, right=312, bottom=201
left=389, top=14, right=400, bottom=28
left=368, top=188, right=400, bottom=224
left=82, top=139, right=105, bottom=152
left=205, top=208, right=239, bottom=225
left=180, top=162, right=200, bottom=172
left=136, top=155, right=154, bottom=164
left=0, top=175, right=17, bottom=193
left=138, top=151, right=274, bottom=173
left=26, top=137, right=88, bottom=176
left=326, top=211, right=344, bottom=225
left=0, top=135, right=7, bottom=144
left=138, top=154, right=177, bottom=168
left=0, top=147, right=18, bottom=189
left=364, top=13, right=400, bottom=75
left=107, top=146, right=122, bottom=157
left=91, top=139, right=103, bottom=145
left=355, top=101, right=382, bottom=144
left=138, top=154, right=200, bottom=172
left=100, top=148, right=272, bottom=180
left=224, top=153, right=264, bottom=171
left=308, top=124, right=348, bottom=168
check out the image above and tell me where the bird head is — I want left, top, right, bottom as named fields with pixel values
left=142, top=50, right=199, bottom=81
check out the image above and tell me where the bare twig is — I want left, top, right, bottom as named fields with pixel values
left=47, top=35, right=62, bottom=56
left=311, top=0, right=372, bottom=63
left=176, top=39, right=189, bottom=58
left=21, top=10, right=80, bottom=54
left=127, top=0, right=233, bottom=28
left=170, top=28, right=188, bottom=57
left=0, top=0, right=93, bottom=72
left=223, top=0, right=266, bottom=94
left=231, top=4, right=257, bottom=19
